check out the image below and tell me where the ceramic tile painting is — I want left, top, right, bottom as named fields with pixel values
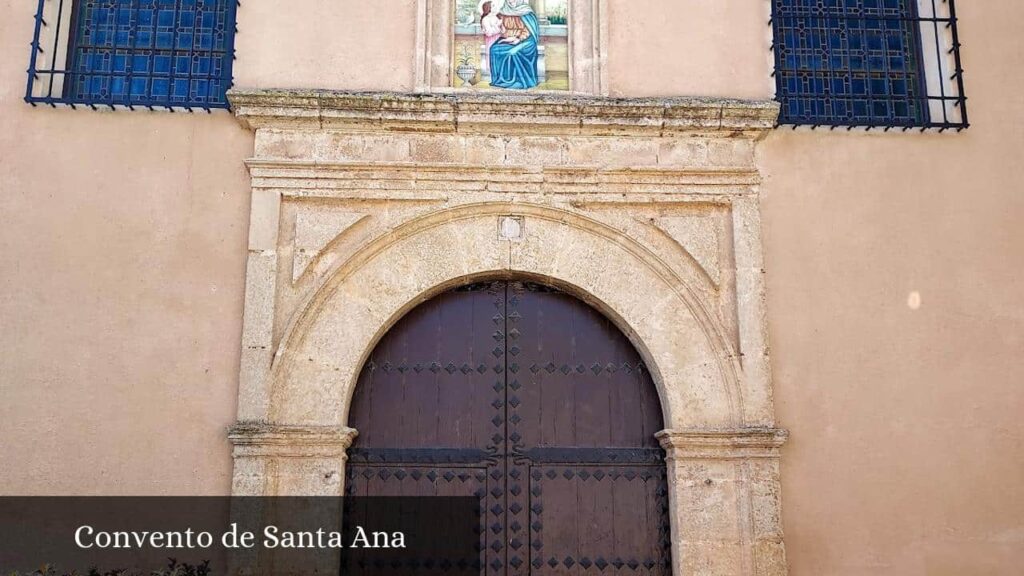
left=454, top=0, right=569, bottom=90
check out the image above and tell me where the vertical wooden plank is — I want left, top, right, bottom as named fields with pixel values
left=538, top=289, right=577, bottom=447
left=575, top=468, right=612, bottom=570
left=637, top=361, right=663, bottom=446
left=538, top=472, right=577, bottom=576
left=369, top=326, right=398, bottom=447
left=571, top=299, right=612, bottom=449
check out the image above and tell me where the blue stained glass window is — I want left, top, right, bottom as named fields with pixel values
left=772, top=0, right=930, bottom=127
left=40, top=0, right=236, bottom=109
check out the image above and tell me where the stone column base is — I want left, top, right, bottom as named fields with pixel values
left=228, top=423, right=358, bottom=497
left=657, top=429, right=789, bottom=576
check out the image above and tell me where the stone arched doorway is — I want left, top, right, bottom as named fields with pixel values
left=345, top=279, right=671, bottom=575
left=227, top=90, right=789, bottom=575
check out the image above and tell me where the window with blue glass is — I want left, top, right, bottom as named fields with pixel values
left=27, top=0, right=237, bottom=110
left=771, top=0, right=968, bottom=129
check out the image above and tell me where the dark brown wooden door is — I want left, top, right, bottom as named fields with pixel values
left=346, top=281, right=671, bottom=575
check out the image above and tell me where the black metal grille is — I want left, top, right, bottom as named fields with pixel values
left=26, top=0, right=238, bottom=110
left=771, top=0, right=968, bottom=130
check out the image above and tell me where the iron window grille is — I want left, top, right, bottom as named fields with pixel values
left=26, top=0, right=238, bottom=111
left=771, top=0, right=968, bottom=130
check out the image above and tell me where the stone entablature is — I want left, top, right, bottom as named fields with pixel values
left=228, top=89, right=787, bottom=576
left=230, top=90, right=779, bottom=135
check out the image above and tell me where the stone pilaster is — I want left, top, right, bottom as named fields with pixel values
left=657, top=429, right=788, bottom=576
left=228, top=423, right=358, bottom=496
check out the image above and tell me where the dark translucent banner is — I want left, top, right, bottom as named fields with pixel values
left=0, top=497, right=479, bottom=575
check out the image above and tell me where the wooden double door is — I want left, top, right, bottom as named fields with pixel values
left=346, top=281, right=671, bottom=575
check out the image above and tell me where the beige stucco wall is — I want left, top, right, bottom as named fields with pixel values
left=759, top=2, right=1024, bottom=573
left=606, top=0, right=772, bottom=99
left=233, top=0, right=419, bottom=92
left=1, top=0, right=1022, bottom=574
left=0, top=0, right=252, bottom=494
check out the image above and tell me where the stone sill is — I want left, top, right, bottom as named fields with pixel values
left=229, top=89, right=780, bottom=137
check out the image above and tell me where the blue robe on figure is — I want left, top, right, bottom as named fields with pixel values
left=489, top=12, right=540, bottom=90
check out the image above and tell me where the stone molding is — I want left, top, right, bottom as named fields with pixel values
left=657, top=428, right=789, bottom=460
left=245, top=160, right=763, bottom=193
left=229, top=89, right=780, bottom=136
left=228, top=423, right=358, bottom=458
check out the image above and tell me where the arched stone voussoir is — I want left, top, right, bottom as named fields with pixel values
left=270, top=203, right=742, bottom=430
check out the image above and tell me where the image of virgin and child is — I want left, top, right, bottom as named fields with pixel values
left=479, top=0, right=541, bottom=90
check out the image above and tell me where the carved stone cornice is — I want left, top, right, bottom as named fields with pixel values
left=228, top=422, right=358, bottom=458
left=229, top=89, right=780, bottom=137
left=656, top=428, right=789, bottom=460
left=244, top=159, right=763, bottom=197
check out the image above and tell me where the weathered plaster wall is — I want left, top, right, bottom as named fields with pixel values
left=759, top=2, right=1024, bottom=574
left=0, top=0, right=252, bottom=494
left=233, top=0, right=419, bottom=92
left=606, top=0, right=772, bottom=99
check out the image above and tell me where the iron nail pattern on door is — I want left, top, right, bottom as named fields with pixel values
left=345, top=280, right=672, bottom=575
